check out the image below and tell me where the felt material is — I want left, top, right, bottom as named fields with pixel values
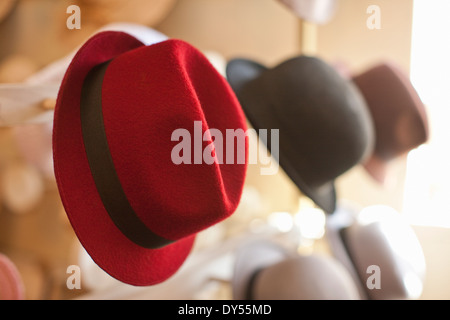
left=0, top=253, right=24, bottom=300
left=226, top=56, right=374, bottom=214
left=104, top=41, right=248, bottom=239
left=80, top=60, right=175, bottom=249
left=353, top=63, right=429, bottom=184
left=53, top=31, right=248, bottom=286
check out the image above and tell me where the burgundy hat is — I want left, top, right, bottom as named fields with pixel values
left=0, top=253, right=24, bottom=300
left=353, top=63, right=429, bottom=184
left=53, top=31, right=248, bottom=286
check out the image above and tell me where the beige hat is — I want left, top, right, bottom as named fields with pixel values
left=232, top=240, right=292, bottom=300
left=232, top=240, right=360, bottom=300
left=252, top=254, right=360, bottom=300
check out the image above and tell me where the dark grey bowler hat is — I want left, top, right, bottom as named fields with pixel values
left=226, top=56, right=374, bottom=213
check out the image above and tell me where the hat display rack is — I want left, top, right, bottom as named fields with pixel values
left=0, top=0, right=431, bottom=300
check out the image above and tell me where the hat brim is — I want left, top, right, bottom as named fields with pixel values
left=226, top=58, right=337, bottom=213
left=363, top=154, right=389, bottom=185
left=325, top=205, right=369, bottom=299
left=53, top=31, right=195, bottom=287
left=232, top=240, right=292, bottom=300
left=226, top=59, right=268, bottom=96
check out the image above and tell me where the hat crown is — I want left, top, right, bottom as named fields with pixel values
left=54, top=31, right=247, bottom=285
left=258, top=56, right=374, bottom=188
left=99, top=39, right=248, bottom=241
left=353, top=63, right=428, bottom=160
left=253, top=255, right=360, bottom=300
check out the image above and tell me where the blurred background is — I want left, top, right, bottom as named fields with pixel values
left=0, top=0, right=448, bottom=300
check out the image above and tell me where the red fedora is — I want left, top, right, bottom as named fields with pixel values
left=353, top=63, right=429, bottom=184
left=53, top=31, right=248, bottom=286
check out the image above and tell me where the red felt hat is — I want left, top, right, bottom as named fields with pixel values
left=53, top=31, right=248, bottom=286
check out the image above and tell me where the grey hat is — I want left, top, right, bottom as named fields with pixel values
left=326, top=205, right=427, bottom=300
left=226, top=56, right=374, bottom=213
